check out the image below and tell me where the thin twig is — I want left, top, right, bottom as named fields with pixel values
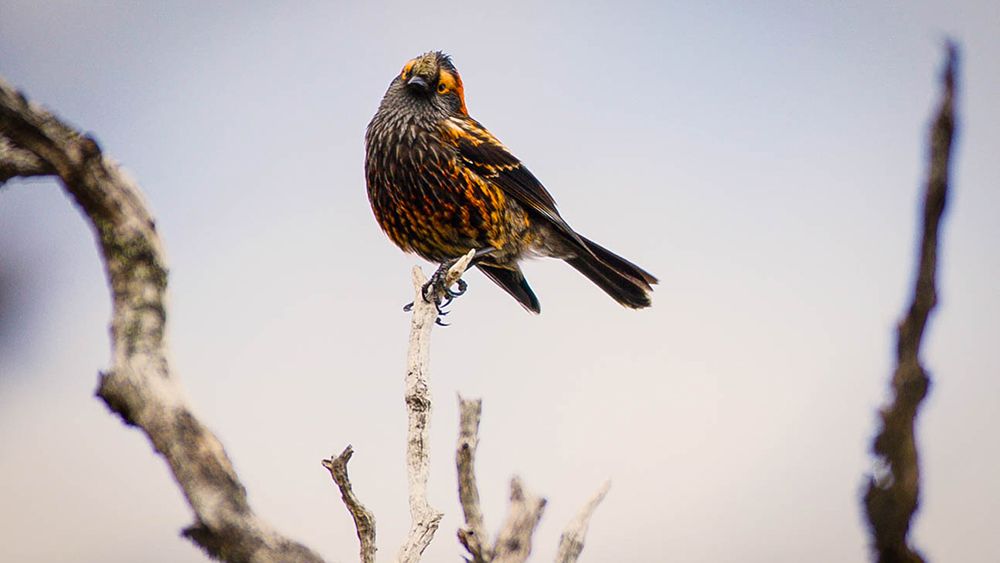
left=863, top=42, right=958, bottom=563
left=457, top=396, right=490, bottom=563
left=492, top=477, right=546, bottom=563
left=0, top=76, right=324, bottom=562
left=323, top=445, right=378, bottom=563
left=398, top=250, right=474, bottom=562
left=554, top=480, right=611, bottom=563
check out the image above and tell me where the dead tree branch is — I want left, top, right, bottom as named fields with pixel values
left=0, top=76, right=324, bottom=563
left=863, top=42, right=958, bottom=563
left=397, top=251, right=473, bottom=562
left=323, top=446, right=377, bottom=563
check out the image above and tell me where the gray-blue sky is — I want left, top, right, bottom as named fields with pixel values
left=1, top=1, right=998, bottom=561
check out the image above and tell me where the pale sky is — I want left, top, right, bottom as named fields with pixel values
left=1, top=1, right=998, bottom=562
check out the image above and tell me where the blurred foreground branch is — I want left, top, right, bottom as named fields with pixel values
left=0, top=134, right=52, bottom=182
left=0, top=76, right=324, bottom=562
left=863, top=43, right=958, bottom=563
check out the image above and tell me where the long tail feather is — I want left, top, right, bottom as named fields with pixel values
left=566, top=235, right=657, bottom=309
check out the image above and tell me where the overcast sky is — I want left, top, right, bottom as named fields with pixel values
left=1, top=1, right=998, bottom=562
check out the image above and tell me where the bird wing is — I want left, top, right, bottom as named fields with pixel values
left=443, top=116, right=581, bottom=242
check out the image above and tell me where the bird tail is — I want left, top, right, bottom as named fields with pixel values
left=477, top=263, right=541, bottom=314
left=566, top=235, right=657, bottom=309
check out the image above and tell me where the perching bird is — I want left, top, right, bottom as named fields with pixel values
left=365, top=51, right=656, bottom=313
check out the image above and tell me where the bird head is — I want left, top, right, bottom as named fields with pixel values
left=392, top=51, right=468, bottom=116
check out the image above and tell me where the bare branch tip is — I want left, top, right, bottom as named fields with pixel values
left=322, top=444, right=356, bottom=473
left=445, top=248, right=477, bottom=286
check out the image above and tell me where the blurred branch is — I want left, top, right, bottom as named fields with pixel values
left=554, top=480, right=611, bottom=563
left=0, top=75, right=325, bottom=562
left=323, top=445, right=377, bottom=563
left=397, top=253, right=473, bottom=562
left=863, top=42, right=958, bottom=563
left=492, top=477, right=546, bottom=563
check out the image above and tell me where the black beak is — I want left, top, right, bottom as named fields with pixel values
left=406, top=75, right=429, bottom=94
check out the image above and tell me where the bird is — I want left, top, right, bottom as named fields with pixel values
left=365, top=51, right=657, bottom=313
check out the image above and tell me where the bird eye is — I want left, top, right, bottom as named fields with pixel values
left=401, top=70, right=409, bottom=80
left=437, top=83, right=448, bottom=94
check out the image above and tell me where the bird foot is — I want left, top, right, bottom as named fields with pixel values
left=401, top=258, right=472, bottom=325
left=424, top=262, right=469, bottom=325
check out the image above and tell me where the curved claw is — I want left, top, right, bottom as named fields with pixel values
left=446, top=278, right=468, bottom=298
left=403, top=301, right=415, bottom=312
